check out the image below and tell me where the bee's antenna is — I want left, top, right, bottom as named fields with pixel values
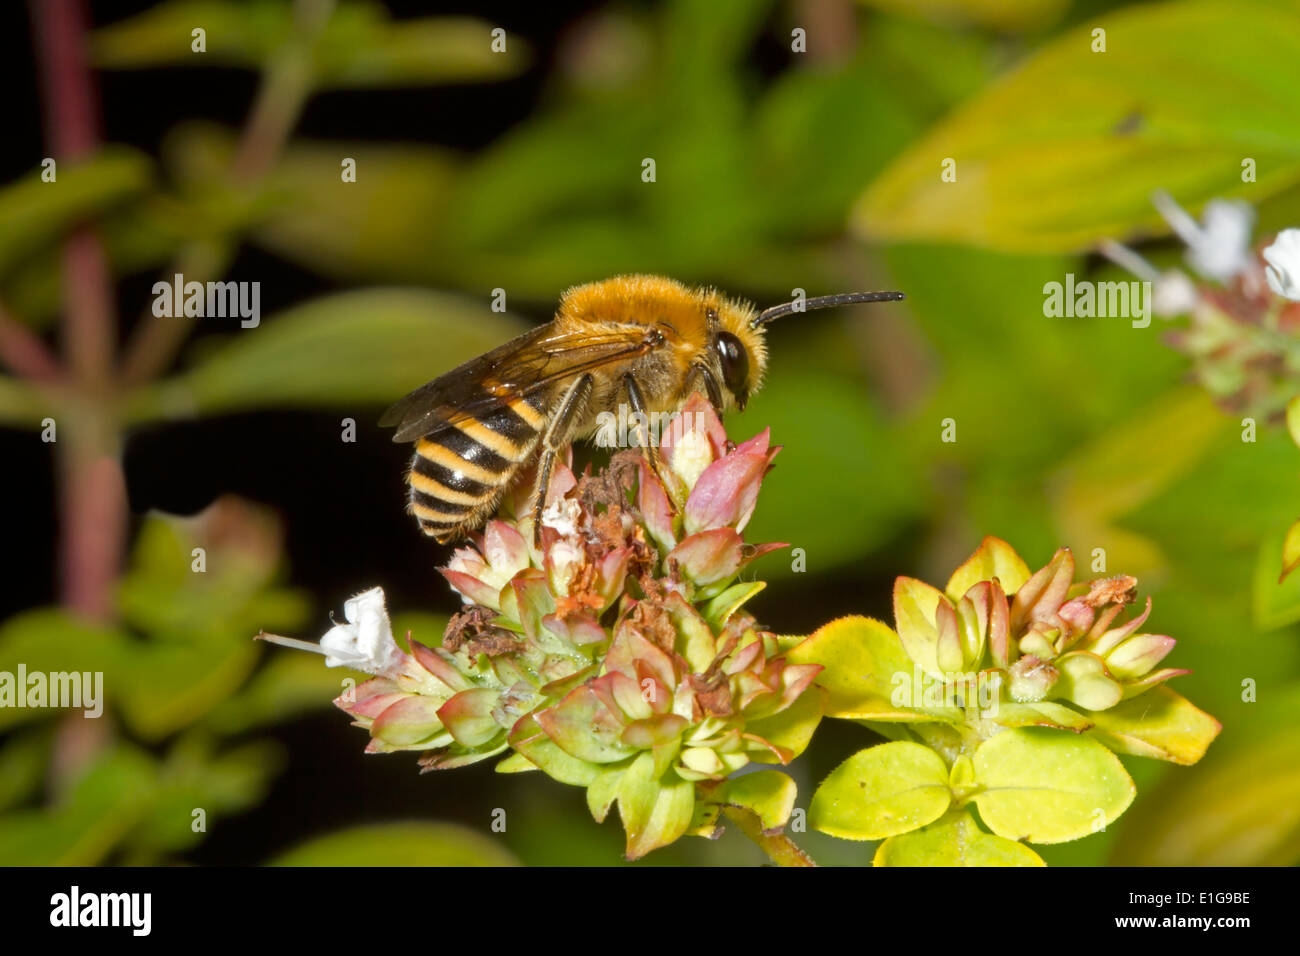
left=751, top=290, right=906, bottom=328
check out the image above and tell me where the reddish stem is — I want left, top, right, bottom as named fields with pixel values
left=33, top=0, right=125, bottom=621
left=0, top=302, right=63, bottom=380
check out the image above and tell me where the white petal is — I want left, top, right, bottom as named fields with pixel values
left=1153, top=192, right=1255, bottom=281
left=1185, top=200, right=1255, bottom=281
left=322, top=587, right=403, bottom=675
left=1152, top=271, right=1199, bottom=317
left=1263, top=228, right=1300, bottom=301
left=319, top=623, right=370, bottom=669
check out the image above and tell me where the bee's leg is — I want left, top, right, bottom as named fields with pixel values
left=530, top=373, right=594, bottom=546
left=623, top=372, right=685, bottom=510
left=686, top=363, right=724, bottom=414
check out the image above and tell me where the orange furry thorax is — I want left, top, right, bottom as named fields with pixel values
left=555, top=274, right=768, bottom=402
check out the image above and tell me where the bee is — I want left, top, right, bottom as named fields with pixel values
left=380, top=275, right=904, bottom=544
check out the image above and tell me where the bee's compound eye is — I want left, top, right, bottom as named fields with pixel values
left=714, top=331, right=749, bottom=398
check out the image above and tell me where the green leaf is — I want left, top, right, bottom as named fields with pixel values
left=787, top=616, right=960, bottom=721
left=855, top=1, right=1300, bottom=252
left=873, top=809, right=1046, bottom=866
left=0, top=730, right=51, bottom=813
left=615, top=752, right=695, bottom=860
left=116, top=639, right=262, bottom=741
left=721, top=770, right=797, bottom=831
left=129, top=289, right=532, bottom=420
left=1087, top=686, right=1220, bottom=765
left=93, top=2, right=527, bottom=87
left=945, top=535, right=1031, bottom=601
left=992, top=700, right=1095, bottom=733
left=493, top=752, right=537, bottom=774
left=270, top=822, right=519, bottom=866
left=0, top=610, right=129, bottom=732
left=971, top=728, right=1135, bottom=843
left=0, top=746, right=158, bottom=866
left=127, top=737, right=282, bottom=854
left=250, top=139, right=463, bottom=282
left=810, top=741, right=951, bottom=840
left=1253, top=528, right=1300, bottom=630
left=1286, top=395, right=1300, bottom=448
left=507, top=716, right=601, bottom=787
left=745, top=685, right=825, bottom=762
left=1281, top=518, right=1300, bottom=583
left=0, top=147, right=151, bottom=277
left=312, top=12, right=529, bottom=89
left=855, top=0, right=1069, bottom=32
left=700, top=581, right=765, bottom=630
left=893, top=577, right=948, bottom=678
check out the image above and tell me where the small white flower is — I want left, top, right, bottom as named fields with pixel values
left=1263, top=228, right=1300, bottom=301
left=1152, top=271, right=1200, bottom=317
left=1098, top=239, right=1200, bottom=318
left=258, top=586, right=404, bottom=677
left=1153, top=191, right=1255, bottom=282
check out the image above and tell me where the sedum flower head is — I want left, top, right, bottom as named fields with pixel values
left=263, top=396, right=823, bottom=858
left=894, top=537, right=1188, bottom=713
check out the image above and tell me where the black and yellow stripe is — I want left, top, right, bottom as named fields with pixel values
left=407, top=393, right=549, bottom=541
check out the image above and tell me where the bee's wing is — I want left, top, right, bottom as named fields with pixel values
left=380, top=321, right=659, bottom=442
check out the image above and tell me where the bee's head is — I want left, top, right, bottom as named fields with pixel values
left=700, top=288, right=906, bottom=412
left=700, top=294, right=765, bottom=412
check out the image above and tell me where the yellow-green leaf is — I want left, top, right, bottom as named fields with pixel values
left=855, top=1, right=1300, bottom=252
left=1087, top=686, right=1220, bottom=765
left=94, top=2, right=527, bottom=88
left=745, top=685, right=826, bottom=763
left=1282, top=518, right=1300, bottom=583
left=893, top=577, right=948, bottom=678
left=128, top=289, right=531, bottom=420
left=721, top=770, right=797, bottom=831
left=787, top=616, right=960, bottom=722
left=945, top=535, right=1031, bottom=600
left=972, top=728, right=1135, bottom=843
left=810, top=741, right=951, bottom=840
left=873, top=809, right=1046, bottom=866
left=615, top=752, right=695, bottom=860
left=1253, top=529, right=1300, bottom=630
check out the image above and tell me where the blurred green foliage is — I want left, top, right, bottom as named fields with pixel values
left=3, top=0, right=1300, bottom=864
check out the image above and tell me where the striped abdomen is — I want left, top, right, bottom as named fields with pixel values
left=408, top=395, right=548, bottom=542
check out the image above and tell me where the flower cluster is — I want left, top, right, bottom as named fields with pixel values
left=896, top=540, right=1183, bottom=713
left=261, top=395, right=823, bottom=858
left=794, top=537, right=1219, bottom=864
left=1104, top=192, right=1300, bottom=424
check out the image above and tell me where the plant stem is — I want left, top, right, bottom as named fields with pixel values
left=0, top=300, right=63, bottom=381
left=33, top=0, right=125, bottom=622
left=722, top=805, right=817, bottom=867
